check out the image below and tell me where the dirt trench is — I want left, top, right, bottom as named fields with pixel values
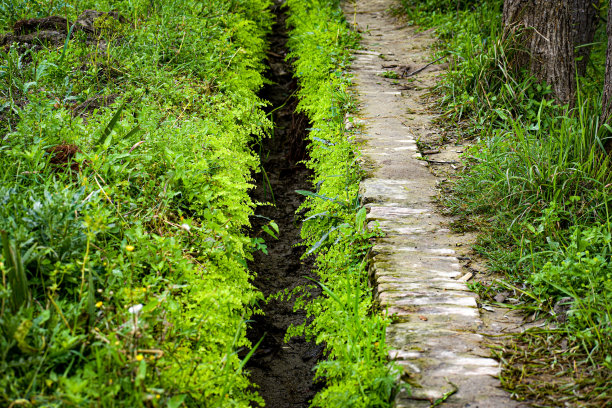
left=245, top=3, right=322, bottom=407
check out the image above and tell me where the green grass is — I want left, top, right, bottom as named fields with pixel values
left=0, top=0, right=273, bottom=406
left=399, top=0, right=612, bottom=404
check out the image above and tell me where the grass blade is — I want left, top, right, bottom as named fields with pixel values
left=1, top=230, right=30, bottom=310
left=95, top=103, right=125, bottom=147
left=60, top=24, right=76, bottom=62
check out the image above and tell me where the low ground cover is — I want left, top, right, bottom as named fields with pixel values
left=399, top=0, right=612, bottom=405
left=284, top=0, right=398, bottom=406
left=0, top=0, right=274, bottom=406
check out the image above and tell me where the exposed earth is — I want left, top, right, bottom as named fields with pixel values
left=245, top=2, right=323, bottom=407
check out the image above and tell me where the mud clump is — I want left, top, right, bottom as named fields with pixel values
left=47, top=143, right=82, bottom=172
left=1, top=11, right=128, bottom=49
left=14, top=16, right=70, bottom=35
left=9, top=16, right=70, bottom=47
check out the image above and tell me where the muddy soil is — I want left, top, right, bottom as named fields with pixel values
left=1, top=11, right=127, bottom=49
left=245, top=3, right=322, bottom=407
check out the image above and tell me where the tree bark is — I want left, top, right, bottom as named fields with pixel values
left=571, top=0, right=598, bottom=77
left=600, top=0, right=612, bottom=153
left=503, top=0, right=576, bottom=105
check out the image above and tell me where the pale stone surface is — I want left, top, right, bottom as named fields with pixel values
left=342, top=1, right=523, bottom=406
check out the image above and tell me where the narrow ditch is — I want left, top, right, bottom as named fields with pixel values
left=246, top=2, right=323, bottom=407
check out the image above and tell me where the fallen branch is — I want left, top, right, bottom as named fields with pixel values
left=404, top=55, right=446, bottom=77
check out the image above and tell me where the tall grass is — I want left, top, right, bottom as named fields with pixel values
left=401, top=0, right=612, bottom=377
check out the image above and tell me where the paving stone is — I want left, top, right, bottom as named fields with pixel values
left=377, top=280, right=469, bottom=292
left=361, top=178, right=435, bottom=205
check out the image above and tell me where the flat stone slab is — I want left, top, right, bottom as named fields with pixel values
left=377, top=280, right=470, bottom=292
left=343, top=1, right=520, bottom=407
left=361, top=178, right=435, bottom=205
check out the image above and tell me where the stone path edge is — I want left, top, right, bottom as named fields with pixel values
left=342, top=1, right=524, bottom=407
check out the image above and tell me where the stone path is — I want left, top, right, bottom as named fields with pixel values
left=342, top=1, right=522, bottom=406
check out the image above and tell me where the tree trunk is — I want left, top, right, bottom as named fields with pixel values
left=600, top=0, right=612, bottom=153
left=503, top=0, right=576, bottom=105
left=571, top=0, right=598, bottom=77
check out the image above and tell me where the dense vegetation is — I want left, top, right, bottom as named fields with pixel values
left=0, top=0, right=273, bottom=405
left=400, top=0, right=611, bottom=404
left=285, top=0, right=397, bottom=405
left=0, top=0, right=397, bottom=406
